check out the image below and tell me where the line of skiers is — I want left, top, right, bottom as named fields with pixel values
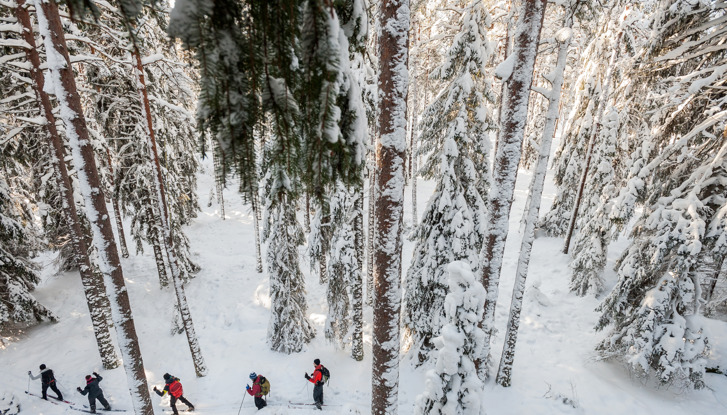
left=28, top=364, right=193, bottom=414
left=245, top=358, right=330, bottom=410
left=28, top=359, right=330, bottom=412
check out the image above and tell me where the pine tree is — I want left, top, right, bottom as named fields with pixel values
left=32, top=0, right=154, bottom=411
left=404, top=0, right=494, bottom=363
left=414, top=262, right=486, bottom=415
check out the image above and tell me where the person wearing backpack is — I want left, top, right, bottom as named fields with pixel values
left=304, top=359, right=327, bottom=410
left=245, top=372, right=269, bottom=410
left=153, top=373, right=195, bottom=414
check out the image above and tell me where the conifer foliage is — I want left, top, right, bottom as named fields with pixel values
left=404, top=0, right=494, bottom=363
left=414, top=262, right=486, bottom=415
left=597, top=0, right=727, bottom=389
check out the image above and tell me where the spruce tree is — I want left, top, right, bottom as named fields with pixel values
left=403, top=0, right=494, bottom=364
left=414, top=262, right=486, bottom=415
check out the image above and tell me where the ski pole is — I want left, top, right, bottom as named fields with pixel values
left=27, top=373, right=30, bottom=393
left=237, top=392, right=246, bottom=415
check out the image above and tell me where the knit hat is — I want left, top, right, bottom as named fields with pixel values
left=86, top=375, right=92, bottom=381
left=249, top=372, right=257, bottom=380
left=39, top=364, right=46, bottom=370
left=313, top=359, right=320, bottom=365
left=163, top=373, right=171, bottom=381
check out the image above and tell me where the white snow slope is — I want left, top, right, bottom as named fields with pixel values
left=1, top=159, right=726, bottom=415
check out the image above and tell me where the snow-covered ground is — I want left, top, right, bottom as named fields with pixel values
left=1, top=158, right=726, bottom=415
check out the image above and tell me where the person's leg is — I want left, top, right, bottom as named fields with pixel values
left=179, top=395, right=194, bottom=410
left=313, top=384, right=323, bottom=409
left=170, top=395, right=179, bottom=414
left=97, top=392, right=111, bottom=410
left=89, top=397, right=97, bottom=413
left=50, top=383, right=63, bottom=400
left=41, top=383, right=49, bottom=399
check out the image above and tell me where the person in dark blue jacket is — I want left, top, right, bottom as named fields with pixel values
left=77, top=372, right=111, bottom=413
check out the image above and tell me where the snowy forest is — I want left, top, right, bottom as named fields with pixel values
left=0, top=0, right=726, bottom=414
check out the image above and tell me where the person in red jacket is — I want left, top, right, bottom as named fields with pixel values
left=245, top=372, right=267, bottom=410
left=153, top=373, right=194, bottom=414
left=304, top=359, right=324, bottom=410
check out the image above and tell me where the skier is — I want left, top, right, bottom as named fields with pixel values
left=154, top=373, right=195, bottom=414
left=28, top=364, right=63, bottom=401
left=304, top=358, right=324, bottom=410
left=245, top=372, right=267, bottom=410
left=76, top=372, right=111, bottom=413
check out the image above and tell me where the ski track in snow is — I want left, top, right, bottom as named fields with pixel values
left=1, top=160, right=726, bottom=414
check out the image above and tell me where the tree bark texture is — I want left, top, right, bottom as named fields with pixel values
left=352, top=182, right=364, bottom=361
left=480, top=0, right=547, bottom=381
left=562, top=32, right=623, bottom=254
left=372, top=0, right=409, bottom=414
left=14, top=0, right=120, bottom=370
left=106, top=149, right=129, bottom=258
left=496, top=9, right=573, bottom=387
left=367, top=153, right=376, bottom=306
left=253, top=192, right=264, bottom=273
left=132, top=48, right=207, bottom=377
left=32, top=1, right=154, bottom=412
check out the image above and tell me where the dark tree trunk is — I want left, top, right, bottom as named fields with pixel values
left=372, top=0, right=409, bottom=413
left=480, top=0, right=547, bottom=381
left=132, top=48, right=207, bottom=377
left=32, top=0, right=154, bottom=411
left=14, top=0, right=120, bottom=370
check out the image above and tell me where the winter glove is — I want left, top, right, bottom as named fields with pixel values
left=93, top=372, right=99, bottom=377
left=153, top=387, right=158, bottom=392
left=305, top=373, right=310, bottom=380
left=28, top=371, right=31, bottom=376
left=246, top=385, right=251, bottom=391
left=77, top=387, right=82, bottom=393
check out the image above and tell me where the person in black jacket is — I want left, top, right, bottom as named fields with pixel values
left=154, top=373, right=194, bottom=414
left=77, top=372, right=111, bottom=413
left=28, top=364, right=63, bottom=401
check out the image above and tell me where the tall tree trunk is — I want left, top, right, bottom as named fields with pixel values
left=319, top=212, right=330, bottom=284
left=131, top=48, right=208, bottom=377
left=496, top=9, right=574, bottom=387
left=562, top=32, right=623, bottom=254
left=409, top=63, right=418, bottom=224
left=494, top=0, right=519, bottom=159
left=480, top=0, right=547, bottom=381
left=372, top=0, right=409, bottom=413
left=366, top=154, right=376, bottom=306
left=212, top=140, right=225, bottom=219
left=352, top=183, right=364, bottom=361
left=304, top=191, right=311, bottom=233
left=31, top=1, right=153, bottom=412
left=252, top=192, right=264, bottom=273
left=106, top=150, right=129, bottom=258
left=14, top=0, right=120, bottom=369
left=147, top=205, right=170, bottom=287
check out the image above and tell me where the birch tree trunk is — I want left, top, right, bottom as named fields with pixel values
left=372, top=0, right=409, bottom=413
left=31, top=1, right=154, bottom=412
left=131, top=47, right=207, bottom=377
left=252, top=192, right=263, bottom=273
left=14, top=0, right=120, bottom=370
left=562, top=32, right=623, bottom=254
left=479, top=0, right=547, bottom=381
left=496, top=9, right=574, bottom=387
left=366, top=154, right=376, bottom=306
left=147, top=205, right=170, bottom=287
left=106, top=149, right=129, bottom=258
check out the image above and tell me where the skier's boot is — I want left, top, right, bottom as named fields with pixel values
left=104, top=405, right=112, bottom=411
left=89, top=404, right=97, bottom=414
